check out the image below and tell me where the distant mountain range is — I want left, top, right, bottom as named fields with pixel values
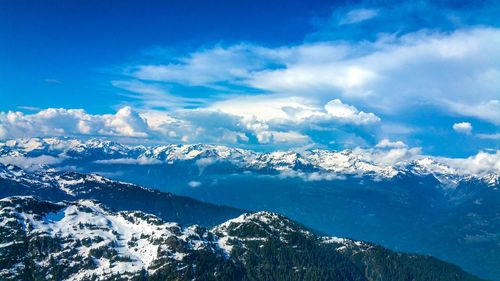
left=0, top=137, right=497, bottom=187
left=0, top=196, right=485, bottom=281
left=0, top=137, right=499, bottom=280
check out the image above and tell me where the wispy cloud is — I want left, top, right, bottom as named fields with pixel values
left=477, top=133, right=500, bottom=140
left=119, top=28, right=500, bottom=126
left=17, top=106, right=42, bottom=112
left=339, top=9, right=379, bottom=25
left=44, top=79, right=61, bottom=84
left=308, top=0, right=500, bottom=41
left=129, top=44, right=284, bottom=87
left=446, top=100, right=500, bottom=125
left=112, top=80, right=206, bottom=109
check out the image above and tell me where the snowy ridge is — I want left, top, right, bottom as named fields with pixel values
left=0, top=162, right=146, bottom=198
left=0, top=196, right=223, bottom=280
left=321, top=236, right=371, bottom=253
left=0, top=137, right=498, bottom=187
left=0, top=198, right=339, bottom=280
left=406, top=157, right=499, bottom=188
left=212, top=211, right=314, bottom=256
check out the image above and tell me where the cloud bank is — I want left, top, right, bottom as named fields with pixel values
left=0, top=98, right=380, bottom=147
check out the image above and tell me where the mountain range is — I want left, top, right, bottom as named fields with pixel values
left=0, top=137, right=499, bottom=280
left=0, top=137, right=498, bottom=187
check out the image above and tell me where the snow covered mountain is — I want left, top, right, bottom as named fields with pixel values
left=0, top=137, right=497, bottom=188
left=0, top=196, right=484, bottom=281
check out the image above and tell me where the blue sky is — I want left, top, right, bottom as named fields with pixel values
left=0, top=0, right=499, bottom=157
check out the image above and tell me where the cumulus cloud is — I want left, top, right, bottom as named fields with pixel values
left=351, top=143, right=499, bottom=177
left=206, top=96, right=380, bottom=145
left=438, top=151, right=500, bottom=176
left=375, top=139, right=407, bottom=149
left=356, top=143, right=499, bottom=176
left=324, top=99, right=379, bottom=124
left=210, top=95, right=380, bottom=125
left=453, top=122, right=473, bottom=134
left=354, top=140, right=498, bottom=176
left=352, top=146, right=422, bottom=166
left=0, top=107, right=150, bottom=139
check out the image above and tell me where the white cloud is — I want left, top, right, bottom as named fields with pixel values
left=278, top=170, right=346, bottom=181
left=0, top=100, right=379, bottom=148
left=188, top=181, right=202, bottom=188
left=131, top=44, right=284, bottom=87
left=0, top=155, right=63, bottom=170
left=210, top=95, right=380, bottom=125
left=271, top=131, right=310, bottom=144
left=112, top=80, right=204, bottom=109
left=94, top=157, right=163, bottom=165
left=446, top=100, right=500, bottom=125
left=375, top=139, right=408, bottom=149
left=452, top=122, right=473, bottom=134
left=438, top=151, right=500, bottom=176
left=207, top=96, right=380, bottom=145
left=355, top=144, right=500, bottom=176
left=105, top=107, right=150, bottom=137
left=248, top=28, right=500, bottom=117
left=477, top=133, right=500, bottom=140
left=209, top=96, right=318, bottom=122
left=112, top=80, right=168, bottom=96
left=0, top=107, right=150, bottom=139
left=195, top=158, right=217, bottom=176
left=352, top=146, right=422, bottom=166
left=324, top=99, right=380, bottom=124
left=352, top=145, right=499, bottom=176
left=339, top=9, right=379, bottom=25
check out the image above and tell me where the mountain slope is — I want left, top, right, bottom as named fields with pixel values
left=0, top=163, right=243, bottom=227
left=0, top=196, right=485, bottom=281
